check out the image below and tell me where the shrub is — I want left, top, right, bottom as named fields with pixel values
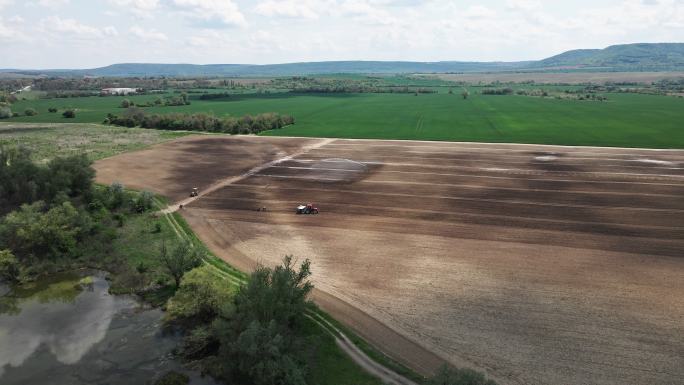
left=0, top=201, right=92, bottom=261
left=120, top=99, right=132, bottom=108
left=136, top=261, right=148, bottom=274
left=0, top=148, right=95, bottom=209
left=155, top=371, right=189, bottom=385
left=133, top=191, right=154, bottom=213
left=0, top=106, right=12, bottom=119
left=48, top=107, right=58, bottom=113
left=166, top=264, right=233, bottom=322
left=113, top=213, right=125, bottom=227
left=106, top=182, right=125, bottom=209
left=24, top=108, right=38, bottom=116
left=62, top=109, right=76, bottom=118
left=0, top=249, right=20, bottom=282
left=158, top=242, right=202, bottom=288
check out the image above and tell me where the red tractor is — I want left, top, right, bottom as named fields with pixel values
left=296, top=203, right=319, bottom=214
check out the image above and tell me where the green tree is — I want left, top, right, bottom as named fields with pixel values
left=167, top=264, right=234, bottom=322
left=0, top=249, right=20, bottom=282
left=180, top=92, right=190, bottom=105
left=45, top=154, right=95, bottom=200
left=0, top=106, right=12, bottom=119
left=0, top=146, right=42, bottom=207
left=0, top=201, right=91, bottom=261
left=133, top=191, right=154, bottom=213
left=24, top=108, right=38, bottom=116
left=229, top=320, right=307, bottom=385
left=0, top=148, right=94, bottom=210
left=159, top=241, right=202, bottom=288
left=106, top=182, right=126, bottom=209
left=62, top=109, right=76, bottom=118
left=462, top=90, right=470, bottom=99
left=212, top=256, right=313, bottom=384
left=120, top=99, right=132, bottom=108
left=231, top=256, right=313, bottom=330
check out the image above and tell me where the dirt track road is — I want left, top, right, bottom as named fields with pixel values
left=96, top=136, right=684, bottom=385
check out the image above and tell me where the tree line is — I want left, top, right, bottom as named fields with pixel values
left=481, top=88, right=514, bottom=95
left=120, top=93, right=190, bottom=108
left=291, top=85, right=437, bottom=94
left=105, top=109, right=295, bottom=135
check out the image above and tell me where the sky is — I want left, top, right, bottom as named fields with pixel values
left=0, top=0, right=683, bottom=69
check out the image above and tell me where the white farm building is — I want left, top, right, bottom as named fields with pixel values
left=101, top=87, right=139, bottom=95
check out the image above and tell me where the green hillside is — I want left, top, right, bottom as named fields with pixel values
left=537, top=43, right=684, bottom=70
left=3, top=43, right=684, bottom=77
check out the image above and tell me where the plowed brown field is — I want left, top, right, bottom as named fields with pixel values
left=95, top=136, right=684, bottom=385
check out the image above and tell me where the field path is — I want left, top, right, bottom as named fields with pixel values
left=161, top=138, right=336, bottom=214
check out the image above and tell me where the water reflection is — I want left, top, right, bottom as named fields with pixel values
left=0, top=274, right=130, bottom=377
left=0, top=272, right=217, bottom=385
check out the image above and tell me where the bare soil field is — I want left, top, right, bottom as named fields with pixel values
left=94, top=135, right=318, bottom=201
left=425, top=71, right=684, bottom=84
left=95, top=137, right=684, bottom=385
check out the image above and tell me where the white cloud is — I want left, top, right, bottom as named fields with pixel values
left=505, top=0, right=542, bottom=11
left=0, top=19, right=18, bottom=39
left=108, top=0, right=159, bottom=18
left=254, top=0, right=321, bottom=19
left=462, top=5, right=496, bottom=19
left=109, top=0, right=158, bottom=9
left=33, top=0, right=70, bottom=7
left=173, top=0, right=247, bottom=27
left=41, top=16, right=118, bottom=39
left=336, top=0, right=400, bottom=25
left=0, top=0, right=13, bottom=10
left=3, top=0, right=684, bottom=68
left=129, top=25, right=168, bottom=41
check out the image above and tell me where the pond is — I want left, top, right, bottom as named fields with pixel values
left=0, top=271, right=217, bottom=385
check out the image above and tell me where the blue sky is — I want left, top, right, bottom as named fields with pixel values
left=0, top=0, right=683, bottom=68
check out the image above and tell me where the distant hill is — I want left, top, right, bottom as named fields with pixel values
left=536, top=43, right=684, bottom=70
left=0, top=61, right=531, bottom=77
left=2, top=43, right=682, bottom=77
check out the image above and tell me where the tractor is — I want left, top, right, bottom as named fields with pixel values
left=296, top=203, right=319, bottom=214
left=190, top=187, right=199, bottom=197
